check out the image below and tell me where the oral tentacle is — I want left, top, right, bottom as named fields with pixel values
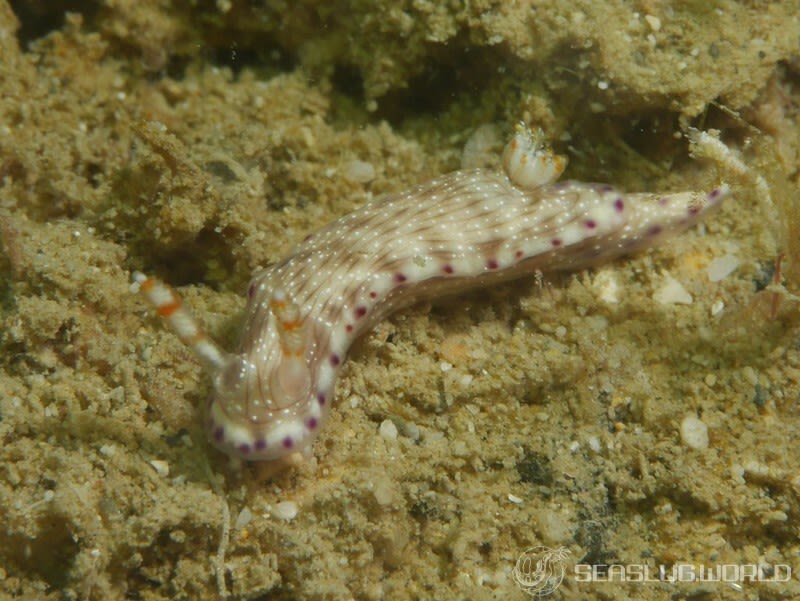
left=133, top=272, right=230, bottom=371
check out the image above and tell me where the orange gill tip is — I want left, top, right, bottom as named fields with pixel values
left=502, top=123, right=567, bottom=190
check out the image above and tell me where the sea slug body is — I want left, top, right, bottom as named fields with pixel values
left=136, top=123, right=730, bottom=462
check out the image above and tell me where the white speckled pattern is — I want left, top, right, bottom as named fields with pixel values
left=141, top=125, right=730, bottom=461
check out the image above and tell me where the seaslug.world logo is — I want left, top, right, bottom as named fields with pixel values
left=513, top=546, right=571, bottom=597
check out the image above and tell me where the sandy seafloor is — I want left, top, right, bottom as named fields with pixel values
left=1, top=1, right=800, bottom=600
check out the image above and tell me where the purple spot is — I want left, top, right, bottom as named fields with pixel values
left=282, top=436, right=294, bottom=449
left=306, top=417, right=318, bottom=430
left=369, top=291, right=377, bottom=299
left=709, top=188, right=721, bottom=200
left=551, top=238, right=563, bottom=247
left=688, top=205, right=701, bottom=216
left=239, top=443, right=251, bottom=454
left=443, top=264, right=454, bottom=274
left=614, top=197, right=624, bottom=212
left=213, top=427, right=224, bottom=442
left=487, top=259, right=499, bottom=270
left=585, top=219, right=597, bottom=229
left=394, top=273, right=407, bottom=283
left=317, top=392, right=326, bottom=406
left=346, top=324, right=353, bottom=333
left=303, top=233, right=313, bottom=242
left=648, top=225, right=663, bottom=236
left=248, top=282, right=256, bottom=298
left=355, top=306, right=367, bottom=318
left=255, top=438, right=267, bottom=451
left=658, top=196, right=670, bottom=206
left=515, top=250, right=524, bottom=259
left=330, top=354, right=340, bottom=366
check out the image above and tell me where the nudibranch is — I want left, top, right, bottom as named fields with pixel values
left=135, top=123, right=729, bottom=461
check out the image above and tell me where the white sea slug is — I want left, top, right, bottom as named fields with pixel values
left=135, top=123, right=729, bottom=462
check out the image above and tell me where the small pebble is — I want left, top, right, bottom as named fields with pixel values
left=507, top=493, right=523, bottom=504
left=706, top=254, right=739, bottom=282
left=742, top=366, right=758, bottom=386
left=594, top=270, right=619, bottom=304
left=235, top=506, right=253, bottom=530
left=149, top=459, right=170, bottom=477
left=402, top=421, right=421, bottom=441
left=536, top=508, right=571, bottom=544
left=644, top=14, right=662, bottom=31
left=654, top=274, right=692, bottom=305
left=743, top=460, right=770, bottom=478
left=680, top=415, right=709, bottom=449
left=343, top=160, right=376, bottom=184
left=379, top=419, right=398, bottom=440
left=99, top=444, right=116, bottom=457
left=373, top=481, right=394, bottom=506
left=273, top=501, right=298, bottom=521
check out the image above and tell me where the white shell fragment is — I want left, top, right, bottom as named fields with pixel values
left=149, top=459, right=170, bottom=477
left=373, top=480, right=394, bottom=506
left=706, top=254, right=740, bottom=282
left=379, top=419, right=399, bottom=440
left=654, top=273, right=693, bottom=305
left=273, top=501, right=298, bottom=521
left=235, top=506, right=253, bottom=530
left=680, top=415, right=709, bottom=449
